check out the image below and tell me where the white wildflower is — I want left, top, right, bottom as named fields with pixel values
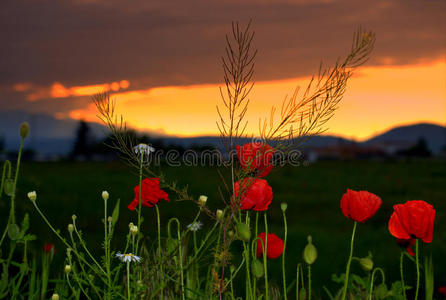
left=116, top=252, right=141, bottom=263
left=133, top=143, right=155, bottom=156
left=27, top=191, right=37, bottom=202
left=187, top=221, right=202, bottom=232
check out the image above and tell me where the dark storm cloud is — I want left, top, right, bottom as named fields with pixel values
left=0, top=0, right=444, bottom=109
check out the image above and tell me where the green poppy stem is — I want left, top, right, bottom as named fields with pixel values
left=400, top=251, right=407, bottom=300
left=282, top=208, right=288, bottom=300
left=341, top=221, right=357, bottom=300
left=263, top=213, right=269, bottom=300
left=415, top=239, right=420, bottom=300
left=155, top=204, right=164, bottom=300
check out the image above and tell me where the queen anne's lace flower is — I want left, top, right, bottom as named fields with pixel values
left=133, top=143, right=155, bottom=156
left=116, top=252, right=141, bottom=263
left=187, top=221, right=202, bottom=232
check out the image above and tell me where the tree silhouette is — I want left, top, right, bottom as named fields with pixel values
left=72, top=120, right=96, bottom=159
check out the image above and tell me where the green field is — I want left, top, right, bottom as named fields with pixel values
left=2, top=159, right=445, bottom=296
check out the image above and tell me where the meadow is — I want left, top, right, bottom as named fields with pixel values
left=4, top=158, right=445, bottom=297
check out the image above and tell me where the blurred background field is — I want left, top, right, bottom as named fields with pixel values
left=3, top=159, right=445, bottom=296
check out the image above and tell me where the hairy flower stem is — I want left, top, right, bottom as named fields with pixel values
left=136, top=153, right=144, bottom=254
left=10, top=137, right=24, bottom=225
left=308, top=265, right=312, bottom=300
left=104, top=196, right=111, bottom=299
left=415, top=239, right=420, bottom=300
left=126, top=261, right=131, bottom=300
left=155, top=204, right=165, bottom=299
left=282, top=209, right=288, bottom=300
left=341, top=221, right=357, bottom=300
left=252, top=212, right=259, bottom=296
left=400, top=251, right=407, bottom=300
left=244, top=212, right=252, bottom=300
left=263, top=213, right=269, bottom=300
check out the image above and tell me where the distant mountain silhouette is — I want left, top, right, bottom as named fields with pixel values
left=1, top=110, right=444, bottom=156
left=364, top=123, right=446, bottom=154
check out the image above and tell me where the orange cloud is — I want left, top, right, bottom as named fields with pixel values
left=14, top=80, right=131, bottom=101
left=65, top=60, right=445, bottom=140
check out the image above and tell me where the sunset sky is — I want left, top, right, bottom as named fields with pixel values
left=1, top=0, right=445, bottom=141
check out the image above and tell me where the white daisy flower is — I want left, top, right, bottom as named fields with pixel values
left=116, top=252, right=142, bottom=263
left=133, top=143, right=155, bottom=156
left=187, top=221, right=202, bottom=232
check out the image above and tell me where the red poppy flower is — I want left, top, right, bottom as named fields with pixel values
left=395, top=238, right=416, bottom=256
left=256, top=232, right=284, bottom=259
left=128, top=178, right=169, bottom=210
left=233, top=178, right=273, bottom=211
left=44, top=243, right=56, bottom=254
left=388, top=200, right=435, bottom=243
left=236, top=143, right=275, bottom=177
left=438, top=286, right=446, bottom=297
left=340, top=189, right=382, bottom=223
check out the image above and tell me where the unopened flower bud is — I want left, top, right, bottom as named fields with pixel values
left=236, top=223, right=251, bottom=242
left=65, top=264, right=72, bottom=273
left=107, top=216, right=113, bottom=223
left=216, top=209, right=224, bottom=220
left=67, top=224, right=74, bottom=233
left=51, top=293, right=59, bottom=300
left=251, top=259, right=264, bottom=278
left=281, top=202, right=288, bottom=212
left=359, top=255, right=374, bottom=272
left=303, top=235, right=317, bottom=265
left=130, top=225, right=138, bottom=236
left=230, top=265, right=236, bottom=273
left=20, top=122, right=29, bottom=139
left=198, top=195, right=208, bottom=206
left=4, top=179, right=14, bottom=196
left=228, top=230, right=234, bottom=238
left=128, top=222, right=134, bottom=229
left=27, top=191, right=37, bottom=202
left=72, top=215, right=77, bottom=221
left=102, top=191, right=109, bottom=201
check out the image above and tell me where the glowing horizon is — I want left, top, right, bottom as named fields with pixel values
left=55, top=59, right=445, bottom=141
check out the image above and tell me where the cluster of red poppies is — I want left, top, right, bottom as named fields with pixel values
left=341, top=188, right=436, bottom=255
left=126, top=142, right=436, bottom=260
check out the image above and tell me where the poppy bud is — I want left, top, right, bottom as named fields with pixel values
left=65, top=264, right=72, bottom=274
left=198, top=195, right=208, bottom=206
left=303, top=235, right=317, bottom=265
left=27, top=191, right=37, bottom=202
left=359, top=256, right=374, bottom=272
left=102, top=191, right=109, bottom=201
left=19, top=122, right=29, bottom=139
left=51, top=293, right=59, bottom=300
left=67, top=224, right=74, bottom=233
left=166, top=238, right=179, bottom=255
left=4, top=179, right=14, bottom=196
left=281, top=202, right=288, bottom=212
left=251, top=259, right=264, bottom=278
left=216, top=209, right=224, bottom=220
left=230, top=265, right=236, bottom=273
left=236, top=223, right=251, bottom=242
